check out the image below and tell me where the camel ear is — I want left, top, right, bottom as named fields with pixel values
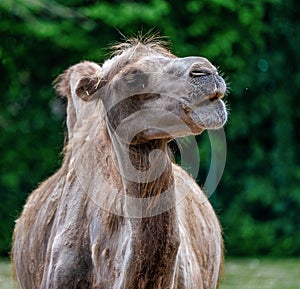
left=53, top=69, right=72, bottom=98
left=54, top=61, right=104, bottom=101
left=75, top=75, right=105, bottom=101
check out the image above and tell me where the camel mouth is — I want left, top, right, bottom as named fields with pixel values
left=188, top=98, right=228, bottom=130
left=183, top=89, right=225, bottom=111
left=207, top=91, right=224, bottom=102
left=208, top=95, right=220, bottom=102
left=188, top=72, right=226, bottom=107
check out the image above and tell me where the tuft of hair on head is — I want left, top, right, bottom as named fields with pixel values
left=109, top=30, right=172, bottom=57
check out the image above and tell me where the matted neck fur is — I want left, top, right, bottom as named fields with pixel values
left=12, top=35, right=226, bottom=289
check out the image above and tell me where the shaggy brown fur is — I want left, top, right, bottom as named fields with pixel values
left=12, top=35, right=227, bottom=289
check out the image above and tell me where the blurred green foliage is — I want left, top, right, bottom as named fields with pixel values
left=0, top=0, right=299, bottom=257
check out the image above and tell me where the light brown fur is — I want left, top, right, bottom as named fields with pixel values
left=12, top=36, right=227, bottom=289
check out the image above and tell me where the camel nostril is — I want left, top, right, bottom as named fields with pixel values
left=189, top=68, right=213, bottom=77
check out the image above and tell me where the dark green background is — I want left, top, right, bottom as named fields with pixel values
left=1, top=0, right=299, bottom=257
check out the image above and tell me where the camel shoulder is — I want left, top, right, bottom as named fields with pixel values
left=172, top=163, right=209, bottom=205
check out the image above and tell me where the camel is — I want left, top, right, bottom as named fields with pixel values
left=12, top=36, right=228, bottom=289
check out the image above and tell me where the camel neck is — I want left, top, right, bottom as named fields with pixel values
left=126, top=140, right=172, bottom=196
left=119, top=140, right=180, bottom=289
left=118, top=140, right=176, bottom=217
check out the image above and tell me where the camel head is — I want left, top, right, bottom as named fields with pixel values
left=58, top=37, right=228, bottom=145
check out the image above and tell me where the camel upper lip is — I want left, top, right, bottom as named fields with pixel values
left=207, top=91, right=224, bottom=102
left=182, top=91, right=224, bottom=111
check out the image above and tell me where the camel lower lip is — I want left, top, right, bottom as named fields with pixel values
left=188, top=98, right=220, bottom=111
left=185, top=95, right=221, bottom=110
left=190, top=99, right=227, bottom=129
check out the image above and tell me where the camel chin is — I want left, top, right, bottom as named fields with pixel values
left=190, top=99, right=228, bottom=130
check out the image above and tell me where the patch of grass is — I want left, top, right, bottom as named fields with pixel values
left=221, top=258, right=300, bottom=289
left=1, top=258, right=299, bottom=288
left=0, top=260, right=17, bottom=289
